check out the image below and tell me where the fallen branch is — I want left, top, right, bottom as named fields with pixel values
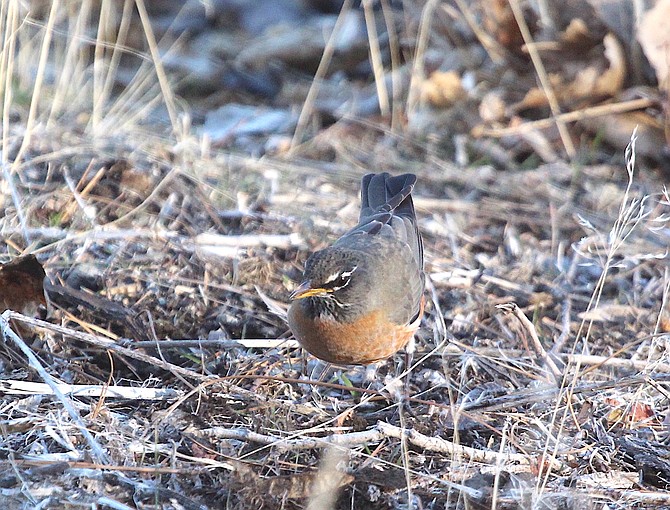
left=197, top=420, right=565, bottom=472
left=0, top=380, right=182, bottom=400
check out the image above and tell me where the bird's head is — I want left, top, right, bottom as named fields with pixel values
left=289, top=248, right=370, bottom=316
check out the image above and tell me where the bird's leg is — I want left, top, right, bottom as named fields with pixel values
left=400, top=339, right=416, bottom=415
left=309, top=359, right=332, bottom=383
left=363, top=361, right=382, bottom=384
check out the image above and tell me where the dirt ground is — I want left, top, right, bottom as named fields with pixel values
left=1, top=2, right=670, bottom=509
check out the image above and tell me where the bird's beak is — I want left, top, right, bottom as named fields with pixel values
left=289, top=280, right=330, bottom=300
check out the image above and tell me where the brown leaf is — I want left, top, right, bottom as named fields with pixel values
left=607, top=401, right=655, bottom=427
left=567, top=33, right=625, bottom=98
left=479, top=91, right=507, bottom=123
left=560, top=18, right=591, bottom=46
left=578, top=110, right=666, bottom=160
left=578, top=303, right=644, bottom=322
left=0, top=254, right=46, bottom=317
left=638, top=0, right=670, bottom=88
left=514, top=33, right=625, bottom=111
left=628, top=402, right=655, bottom=423
left=482, top=0, right=526, bottom=52
left=420, top=71, right=467, bottom=108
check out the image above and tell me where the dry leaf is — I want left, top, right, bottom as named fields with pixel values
left=482, top=0, right=526, bottom=51
left=607, top=401, right=655, bottom=427
left=578, top=109, right=665, bottom=160
left=515, top=32, right=625, bottom=111
left=561, top=18, right=590, bottom=46
left=118, top=162, right=154, bottom=200
left=567, top=33, right=625, bottom=98
left=479, top=91, right=507, bottom=123
left=420, top=71, right=467, bottom=108
left=0, top=254, right=46, bottom=317
left=659, top=305, right=670, bottom=333
left=638, top=0, right=670, bottom=88
left=628, top=402, right=654, bottom=423
left=578, top=303, right=643, bottom=322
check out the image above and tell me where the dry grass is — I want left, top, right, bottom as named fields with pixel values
left=1, top=2, right=670, bottom=509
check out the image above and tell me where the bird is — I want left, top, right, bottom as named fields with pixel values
left=288, top=172, right=424, bottom=365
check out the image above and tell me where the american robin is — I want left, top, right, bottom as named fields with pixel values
left=288, top=173, right=424, bottom=365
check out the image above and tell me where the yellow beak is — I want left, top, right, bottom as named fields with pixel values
left=289, top=281, right=331, bottom=300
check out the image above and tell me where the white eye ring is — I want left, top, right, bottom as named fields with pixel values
left=324, top=272, right=340, bottom=284
left=324, top=265, right=358, bottom=284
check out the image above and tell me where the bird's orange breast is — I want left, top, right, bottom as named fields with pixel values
left=288, top=304, right=420, bottom=365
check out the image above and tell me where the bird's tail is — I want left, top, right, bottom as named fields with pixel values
left=359, top=172, right=423, bottom=269
left=360, top=172, right=417, bottom=221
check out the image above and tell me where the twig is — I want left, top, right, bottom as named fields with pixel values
left=0, top=312, right=110, bottom=465
left=1, top=3, right=20, bottom=161
left=473, top=97, right=655, bottom=138
left=290, top=0, right=354, bottom=150
left=25, top=228, right=303, bottom=257
left=0, top=159, right=30, bottom=244
left=496, top=303, right=563, bottom=383
left=362, top=0, right=389, bottom=117
left=198, top=420, right=563, bottom=473
left=4, top=311, right=209, bottom=382
left=380, top=0, right=402, bottom=130
left=463, top=373, right=670, bottom=413
left=96, top=0, right=135, bottom=124
left=0, top=380, right=182, bottom=400
left=94, top=498, right=135, bottom=510
left=9, top=0, right=60, bottom=173
left=508, top=0, right=575, bottom=158
left=452, top=0, right=505, bottom=63
left=406, top=0, right=439, bottom=115
left=492, top=420, right=511, bottom=510
left=133, top=0, right=179, bottom=132
left=306, top=448, right=351, bottom=510
left=126, top=338, right=299, bottom=349
left=195, top=232, right=305, bottom=249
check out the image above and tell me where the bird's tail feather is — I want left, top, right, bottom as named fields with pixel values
left=360, top=172, right=417, bottom=220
